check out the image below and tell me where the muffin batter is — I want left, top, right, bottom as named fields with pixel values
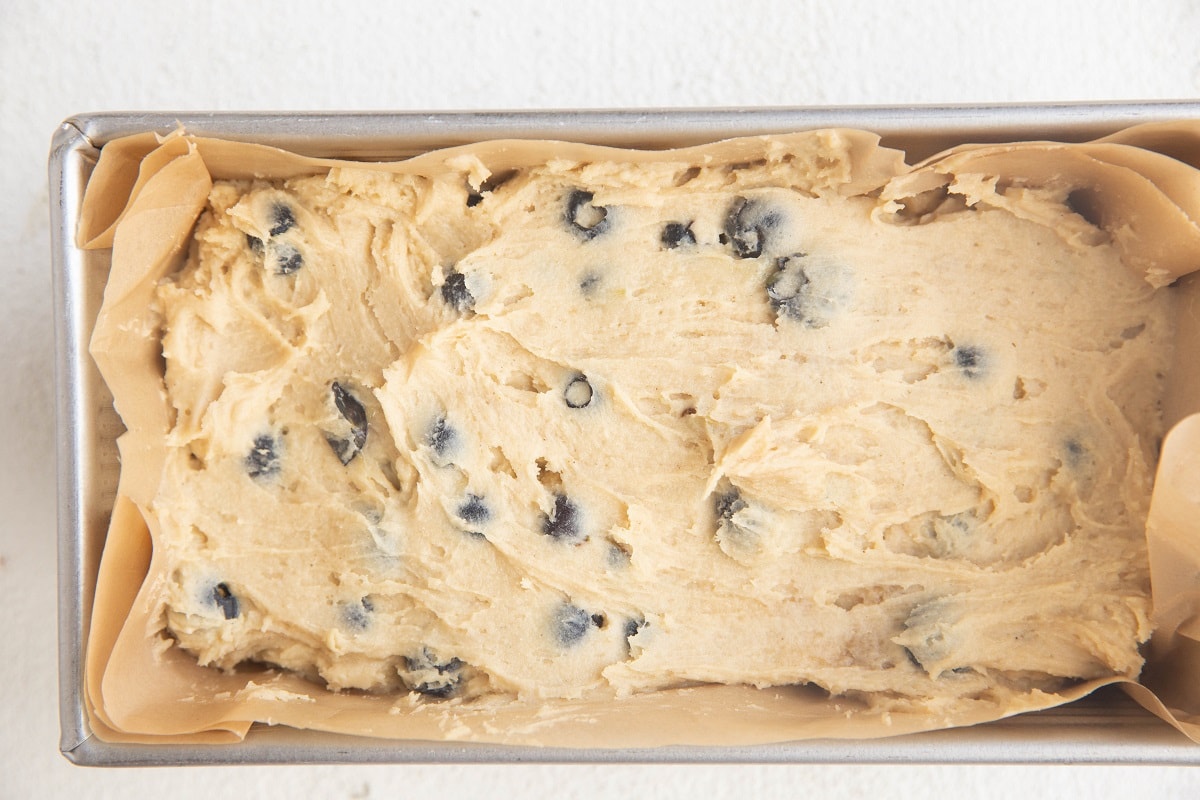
left=151, top=131, right=1169, bottom=712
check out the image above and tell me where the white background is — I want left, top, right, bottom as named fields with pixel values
left=4, top=1, right=1200, bottom=796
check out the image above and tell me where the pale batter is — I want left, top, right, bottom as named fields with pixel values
left=151, top=131, right=1170, bottom=712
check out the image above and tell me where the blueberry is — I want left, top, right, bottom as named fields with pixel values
left=714, top=486, right=757, bottom=552
left=724, top=197, right=782, bottom=259
left=932, top=511, right=974, bottom=537
left=246, top=234, right=264, bottom=254
left=413, top=682, right=457, bottom=698
left=426, top=416, right=456, bottom=458
left=563, top=375, right=593, bottom=409
left=541, top=493, right=583, bottom=542
left=923, top=510, right=981, bottom=558
left=902, top=600, right=959, bottom=675
left=403, top=648, right=466, bottom=698
left=715, top=488, right=748, bottom=526
left=553, top=602, right=592, bottom=646
left=565, top=190, right=610, bottom=240
left=907, top=642, right=974, bottom=671
left=325, top=382, right=368, bottom=465
left=953, top=345, right=986, bottom=379
left=404, top=648, right=463, bottom=673
left=440, top=269, right=474, bottom=314
left=606, top=540, right=632, bottom=568
left=579, top=272, right=601, bottom=295
left=623, top=617, right=646, bottom=657
left=766, top=255, right=810, bottom=319
left=457, top=494, right=491, bottom=525
left=269, top=203, right=296, bottom=236
left=245, top=434, right=281, bottom=480
left=661, top=221, right=696, bottom=249
left=766, top=254, right=850, bottom=328
left=413, top=679, right=459, bottom=698
left=211, top=582, right=239, bottom=620
left=1064, top=438, right=1087, bottom=467
left=272, top=243, right=303, bottom=275
left=341, top=597, right=373, bottom=631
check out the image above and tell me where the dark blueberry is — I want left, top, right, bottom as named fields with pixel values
left=623, top=617, right=646, bottom=657
left=342, top=597, right=372, bottom=631
left=902, top=609, right=969, bottom=671
left=902, top=601, right=958, bottom=675
left=1064, top=438, right=1087, bottom=467
left=724, top=197, right=782, bottom=259
left=466, top=192, right=484, bottom=207
left=403, top=648, right=466, bottom=698
left=661, top=221, right=696, bottom=249
left=934, top=511, right=974, bottom=537
left=246, top=234, right=264, bottom=254
left=457, top=494, right=491, bottom=525
left=953, top=345, right=986, bottom=379
left=606, top=541, right=632, bottom=568
left=715, top=488, right=748, bottom=526
left=541, top=493, right=583, bottom=542
left=905, top=639, right=970, bottom=676
left=766, top=254, right=848, bottom=328
left=415, top=683, right=454, bottom=698
left=563, top=375, right=593, bottom=409
left=579, top=272, right=601, bottom=294
left=272, top=243, right=303, bottom=275
left=553, top=603, right=592, bottom=646
left=565, top=189, right=610, bottom=240
left=426, top=416, right=456, bottom=458
left=404, top=648, right=464, bottom=674
left=245, top=434, right=281, bottom=480
left=212, top=582, right=239, bottom=620
left=766, top=255, right=810, bottom=320
left=591, top=613, right=607, bottom=629
left=325, top=382, right=369, bottom=466
left=924, top=510, right=981, bottom=558
left=714, top=486, right=757, bottom=550
left=269, top=203, right=296, bottom=236
left=413, top=680, right=458, bottom=699
left=440, top=269, right=475, bottom=314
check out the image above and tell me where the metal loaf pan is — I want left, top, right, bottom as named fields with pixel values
left=52, top=105, right=1200, bottom=766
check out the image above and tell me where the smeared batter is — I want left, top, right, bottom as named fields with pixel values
left=152, top=131, right=1169, bottom=713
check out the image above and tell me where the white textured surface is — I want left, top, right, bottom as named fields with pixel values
left=4, top=0, right=1200, bottom=795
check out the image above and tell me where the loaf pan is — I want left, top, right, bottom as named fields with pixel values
left=52, top=105, right=1200, bottom=765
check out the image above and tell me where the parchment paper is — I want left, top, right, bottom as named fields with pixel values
left=79, top=124, right=1200, bottom=746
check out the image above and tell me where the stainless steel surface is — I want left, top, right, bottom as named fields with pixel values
left=62, top=101, right=1200, bottom=159
left=51, top=120, right=109, bottom=762
left=53, top=106, right=1200, bottom=767
left=57, top=688, right=1200, bottom=767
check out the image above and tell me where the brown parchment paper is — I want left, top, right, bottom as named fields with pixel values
left=79, top=124, right=1200, bottom=747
